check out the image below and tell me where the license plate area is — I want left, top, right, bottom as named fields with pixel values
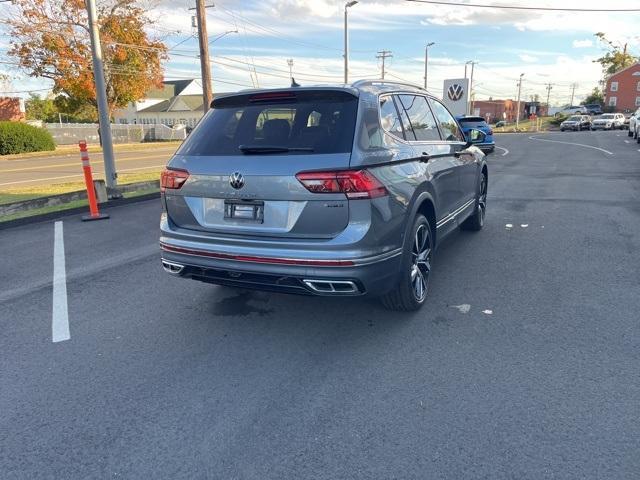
left=224, top=199, right=264, bottom=223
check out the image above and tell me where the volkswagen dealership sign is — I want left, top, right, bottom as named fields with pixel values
left=442, top=78, right=469, bottom=116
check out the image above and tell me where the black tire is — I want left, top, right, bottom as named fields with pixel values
left=461, top=171, right=487, bottom=232
left=628, top=130, right=633, bottom=137
left=637, top=134, right=640, bottom=144
left=381, top=214, right=433, bottom=312
left=560, top=128, right=565, bottom=132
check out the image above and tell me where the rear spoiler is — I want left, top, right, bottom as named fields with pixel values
left=210, top=87, right=359, bottom=109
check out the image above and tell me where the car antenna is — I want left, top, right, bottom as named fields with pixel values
left=291, top=77, right=300, bottom=87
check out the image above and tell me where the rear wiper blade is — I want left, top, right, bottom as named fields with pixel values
left=238, top=145, right=314, bottom=154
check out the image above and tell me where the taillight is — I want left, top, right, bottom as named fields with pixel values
left=160, top=168, right=189, bottom=192
left=296, top=170, right=387, bottom=199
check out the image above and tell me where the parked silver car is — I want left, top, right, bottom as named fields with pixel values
left=160, top=80, right=488, bottom=311
left=560, top=115, right=591, bottom=131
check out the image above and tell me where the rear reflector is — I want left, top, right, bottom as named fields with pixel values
left=160, top=243, right=355, bottom=266
left=295, top=170, right=387, bottom=199
left=160, top=168, right=189, bottom=192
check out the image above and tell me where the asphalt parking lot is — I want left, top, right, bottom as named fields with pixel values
left=1, top=131, right=639, bottom=479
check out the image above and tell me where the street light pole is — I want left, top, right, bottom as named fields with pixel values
left=343, top=1, right=358, bottom=84
left=516, top=73, right=524, bottom=130
left=86, top=0, right=119, bottom=197
left=468, top=61, right=476, bottom=115
left=424, top=42, right=434, bottom=90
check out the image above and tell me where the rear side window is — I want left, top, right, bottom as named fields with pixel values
left=397, top=95, right=440, bottom=141
left=379, top=95, right=405, bottom=139
left=429, top=99, right=465, bottom=142
left=177, top=91, right=358, bottom=155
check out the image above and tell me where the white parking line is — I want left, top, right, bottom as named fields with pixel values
left=52, top=221, right=70, bottom=343
left=624, top=140, right=630, bottom=144
left=528, top=136, right=613, bottom=155
left=495, top=146, right=509, bottom=156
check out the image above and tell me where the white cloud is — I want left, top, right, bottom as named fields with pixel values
left=573, top=39, right=593, bottom=48
left=519, top=54, right=539, bottom=63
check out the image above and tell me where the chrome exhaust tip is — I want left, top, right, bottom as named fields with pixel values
left=162, top=260, right=185, bottom=275
left=302, top=279, right=360, bottom=295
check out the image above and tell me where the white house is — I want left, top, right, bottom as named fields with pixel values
left=113, top=79, right=206, bottom=128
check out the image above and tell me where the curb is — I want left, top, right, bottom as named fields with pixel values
left=0, top=192, right=160, bottom=230
left=0, top=180, right=160, bottom=217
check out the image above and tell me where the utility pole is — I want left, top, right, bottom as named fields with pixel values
left=466, top=61, right=476, bottom=115
left=545, top=83, right=553, bottom=114
left=343, top=1, right=358, bottom=84
left=424, top=42, right=434, bottom=90
left=85, top=0, right=119, bottom=197
left=193, top=0, right=213, bottom=113
left=376, top=50, right=392, bottom=80
left=287, top=59, right=294, bottom=82
left=570, top=82, right=578, bottom=106
left=516, top=73, right=524, bottom=130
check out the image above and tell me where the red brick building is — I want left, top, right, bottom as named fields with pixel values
left=473, top=99, right=517, bottom=123
left=604, top=62, right=640, bottom=112
left=474, top=99, right=548, bottom=123
left=0, top=97, right=25, bottom=121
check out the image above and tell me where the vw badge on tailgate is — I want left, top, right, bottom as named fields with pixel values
left=229, top=172, right=245, bottom=190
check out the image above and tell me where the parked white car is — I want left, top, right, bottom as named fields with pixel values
left=628, top=107, right=640, bottom=138
left=591, top=113, right=626, bottom=130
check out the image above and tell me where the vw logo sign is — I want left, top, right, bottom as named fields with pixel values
left=229, top=172, right=245, bottom=190
left=447, top=84, right=464, bottom=102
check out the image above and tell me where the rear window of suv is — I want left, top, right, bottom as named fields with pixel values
left=457, top=116, right=488, bottom=129
left=177, top=90, right=358, bottom=156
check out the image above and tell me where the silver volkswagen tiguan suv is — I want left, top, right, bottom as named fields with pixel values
left=160, top=80, right=488, bottom=311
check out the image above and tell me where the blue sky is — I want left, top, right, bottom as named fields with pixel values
left=1, top=0, right=639, bottom=106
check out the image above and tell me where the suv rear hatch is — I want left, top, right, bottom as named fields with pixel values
left=163, top=89, right=360, bottom=239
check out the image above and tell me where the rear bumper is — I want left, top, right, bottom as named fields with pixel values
left=476, top=142, right=495, bottom=152
left=160, top=241, right=402, bottom=296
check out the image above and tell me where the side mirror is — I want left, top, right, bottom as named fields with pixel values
left=464, top=128, right=486, bottom=148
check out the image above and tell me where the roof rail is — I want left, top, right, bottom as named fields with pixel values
left=351, top=79, right=427, bottom=91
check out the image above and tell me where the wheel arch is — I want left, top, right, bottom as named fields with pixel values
left=405, top=190, right=437, bottom=248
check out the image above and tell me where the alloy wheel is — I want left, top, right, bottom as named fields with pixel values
left=410, top=224, right=431, bottom=302
left=478, top=174, right=487, bottom=223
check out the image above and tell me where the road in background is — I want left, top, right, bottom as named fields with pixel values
left=1, top=131, right=639, bottom=479
left=0, top=144, right=178, bottom=188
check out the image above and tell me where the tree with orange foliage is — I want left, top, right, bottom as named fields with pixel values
left=7, top=0, right=168, bottom=119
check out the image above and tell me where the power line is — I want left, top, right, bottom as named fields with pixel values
left=405, top=0, right=640, bottom=12
left=0, top=87, right=52, bottom=94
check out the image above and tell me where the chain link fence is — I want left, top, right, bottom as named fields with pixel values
left=44, top=123, right=187, bottom=145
